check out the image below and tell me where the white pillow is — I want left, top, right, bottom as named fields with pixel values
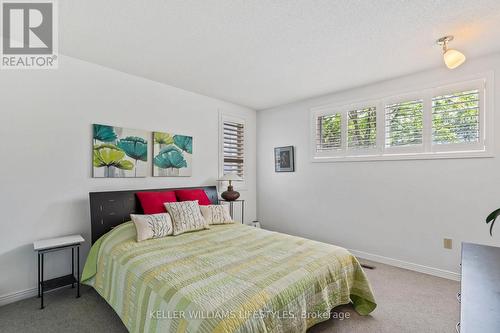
left=200, top=205, right=234, bottom=225
left=130, top=213, right=173, bottom=242
left=164, top=201, right=209, bottom=235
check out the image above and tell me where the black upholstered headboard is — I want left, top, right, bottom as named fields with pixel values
left=89, top=186, right=218, bottom=244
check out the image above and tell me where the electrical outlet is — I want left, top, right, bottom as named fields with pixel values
left=443, top=238, right=453, bottom=249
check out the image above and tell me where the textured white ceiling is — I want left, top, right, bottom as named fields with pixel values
left=60, top=1, right=500, bottom=110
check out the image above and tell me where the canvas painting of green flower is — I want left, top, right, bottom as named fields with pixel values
left=93, top=124, right=148, bottom=178
left=153, top=131, right=192, bottom=177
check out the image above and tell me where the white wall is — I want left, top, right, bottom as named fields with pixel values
left=257, top=52, right=500, bottom=279
left=0, top=56, right=257, bottom=303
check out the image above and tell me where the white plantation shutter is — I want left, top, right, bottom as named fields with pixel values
left=385, top=100, right=424, bottom=147
left=316, top=113, right=342, bottom=151
left=432, top=90, right=480, bottom=145
left=311, top=78, right=489, bottom=161
left=223, top=120, right=244, bottom=177
left=347, top=107, right=377, bottom=149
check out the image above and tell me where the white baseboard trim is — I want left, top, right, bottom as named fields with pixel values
left=0, top=287, right=38, bottom=307
left=349, top=249, right=461, bottom=281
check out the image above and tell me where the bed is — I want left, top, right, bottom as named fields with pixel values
left=83, top=186, right=376, bottom=333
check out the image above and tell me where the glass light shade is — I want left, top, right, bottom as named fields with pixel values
left=443, top=49, right=466, bottom=69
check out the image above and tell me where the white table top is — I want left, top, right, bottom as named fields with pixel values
left=33, top=235, right=85, bottom=251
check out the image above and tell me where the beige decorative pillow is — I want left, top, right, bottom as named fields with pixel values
left=130, top=213, right=173, bottom=242
left=200, top=205, right=234, bottom=225
left=164, top=201, right=209, bottom=235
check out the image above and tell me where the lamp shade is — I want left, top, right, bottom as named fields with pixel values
left=218, top=173, right=243, bottom=182
left=443, top=49, right=466, bottom=69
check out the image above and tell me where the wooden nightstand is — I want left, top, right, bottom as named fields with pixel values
left=33, top=235, right=84, bottom=309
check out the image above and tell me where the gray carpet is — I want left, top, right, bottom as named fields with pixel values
left=0, top=260, right=459, bottom=333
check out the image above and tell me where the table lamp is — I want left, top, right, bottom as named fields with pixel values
left=218, top=173, right=243, bottom=201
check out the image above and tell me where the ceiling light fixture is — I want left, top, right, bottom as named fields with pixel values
left=436, top=35, right=466, bottom=69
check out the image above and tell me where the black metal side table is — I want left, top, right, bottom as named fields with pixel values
left=220, top=199, right=245, bottom=224
left=33, top=235, right=84, bottom=309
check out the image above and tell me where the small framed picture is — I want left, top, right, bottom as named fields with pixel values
left=274, top=146, right=295, bottom=172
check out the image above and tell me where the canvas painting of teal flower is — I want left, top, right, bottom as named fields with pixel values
left=153, top=131, right=193, bottom=176
left=92, top=124, right=149, bottom=178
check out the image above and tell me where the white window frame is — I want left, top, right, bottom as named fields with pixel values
left=311, top=74, right=494, bottom=162
left=219, top=111, right=247, bottom=188
left=346, top=104, right=379, bottom=154
left=312, top=100, right=380, bottom=159
left=313, top=109, right=343, bottom=158
left=429, top=80, right=486, bottom=154
left=382, top=92, right=426, bottom=155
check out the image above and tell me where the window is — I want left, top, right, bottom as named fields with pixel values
left=348, top=107, right=377, bottom=149
left=385, top=100, right=423, bottom=147
left=317, top=113, right=341, bottom=151
left=432, top=90, right=480, bottom=145
left=222, top=119, right=244, bottom=177
left=311, top=78, right=490, bottom=161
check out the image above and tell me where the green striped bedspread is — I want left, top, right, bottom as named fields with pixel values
left=82, top=222, right=376, bottom=333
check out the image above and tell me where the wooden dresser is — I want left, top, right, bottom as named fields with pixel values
left=460, top=242, right=500, bottom=332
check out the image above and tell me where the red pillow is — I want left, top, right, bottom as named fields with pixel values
left=175, top=189, right=212, bottom=205
left=136, top=191, right=177, bottom=214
